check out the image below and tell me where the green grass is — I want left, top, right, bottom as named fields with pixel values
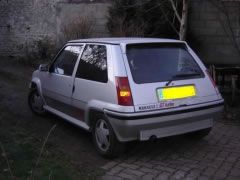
left=0, top=126, right=103, bottom=180
left=0, top=61, right=104, bottom=179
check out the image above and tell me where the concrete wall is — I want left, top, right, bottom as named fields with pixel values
left=189, top=0, right=240, bottom=65
left=0, top=0, right=110, bottom=58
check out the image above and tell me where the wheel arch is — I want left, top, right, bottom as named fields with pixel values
left=86, top=108, right=105, bottom=131
left=30, top=77, right=43, bottom=97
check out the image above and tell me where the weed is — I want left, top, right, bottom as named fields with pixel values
left=0, top=142, right=14, bottom=179
left=29, top=124, right=57, bottom=180
left=61, top=14, right=96, bottom=41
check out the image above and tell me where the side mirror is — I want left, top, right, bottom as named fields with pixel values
left=39, top=64, right=49, bottom=72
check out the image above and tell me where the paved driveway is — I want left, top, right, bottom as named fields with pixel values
left=101, top=120, right=240, bottom=180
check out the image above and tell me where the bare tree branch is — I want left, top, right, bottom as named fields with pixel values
left=168, top=0, right=181, bottom=22
left=209, top=0, right=240, bottom=56
left=143, top=2, right=164, bottom=13
left=220, top=2, right=240, bottom=56
left=172, top=0, right=178, bottom=25
left=179, top=0, right=189, bottom=40
left=159, top=4, right=180, bottom=36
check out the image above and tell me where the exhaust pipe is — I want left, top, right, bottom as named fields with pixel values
left=149, top=135, right=157, bottom=142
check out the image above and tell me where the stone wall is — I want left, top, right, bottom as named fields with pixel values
left=0, top=0, right=240, bottom=65
left=0, top=0, right=12, bottom=57
left=189, top=0, right=240, bottom=65
left=0, top=0, right=110, bottom=59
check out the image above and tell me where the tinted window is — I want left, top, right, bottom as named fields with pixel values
left=76, top=44, right=108, bottom=83
left=51, top=46, right=82, bottom=76
left=126, top=43, right=204, bottom=84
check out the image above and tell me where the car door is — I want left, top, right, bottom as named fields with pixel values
left=41, top=45, right=83, bottom=114
left=71, top=44, right=114, bottom=120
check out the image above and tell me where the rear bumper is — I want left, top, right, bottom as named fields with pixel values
left=104, top=101, right=224, bottom=142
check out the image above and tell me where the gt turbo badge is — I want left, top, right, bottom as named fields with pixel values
left=138, top=102, right=174, bottom=111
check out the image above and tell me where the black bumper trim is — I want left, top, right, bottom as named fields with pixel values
left=106, top=102, right=224, bottom=120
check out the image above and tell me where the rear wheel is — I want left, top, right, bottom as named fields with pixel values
left=92, top=114, right=125, bottom=158
left=186, top=128, right=212, bottom=139
left=28, top=89, right=46, bottom=116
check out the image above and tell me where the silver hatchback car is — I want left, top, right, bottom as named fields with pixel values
left=28, top=38, right=224, bottom=157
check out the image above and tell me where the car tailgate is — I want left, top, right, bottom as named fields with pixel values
left=122, top=42, right=221, bottom=112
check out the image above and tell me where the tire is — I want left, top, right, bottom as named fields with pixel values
left=186, top=128, right=212, bottom=139
left=28, top=89, right=46, bottom=116
left=92, top=114, right=125, bottom=158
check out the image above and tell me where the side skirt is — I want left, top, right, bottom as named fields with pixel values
left=44, top=105, right=90, bottom=131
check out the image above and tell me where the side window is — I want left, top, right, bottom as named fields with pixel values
left=51, top=46, right=82, bottom=76
left=76, top=44, right=108, bottom=83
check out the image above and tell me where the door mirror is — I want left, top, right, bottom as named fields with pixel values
left=39, top=64, right=49, bottom=72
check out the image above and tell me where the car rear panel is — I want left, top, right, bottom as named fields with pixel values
left=131, top=78, right=220, bottom=112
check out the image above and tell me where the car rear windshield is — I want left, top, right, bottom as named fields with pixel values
left=126, top=43, right=204, bottom=84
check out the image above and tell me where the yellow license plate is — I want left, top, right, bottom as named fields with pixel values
left=157, top=85, right=196, bottom=101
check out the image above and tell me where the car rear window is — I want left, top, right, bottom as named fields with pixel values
left=126, top=43, right=204, bottom=84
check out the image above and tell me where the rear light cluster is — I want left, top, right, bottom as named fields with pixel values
left=206, top=70, right=220, bottom=94
left=206, top=70, right=216, bottom=88
left=115, top=77, right=133, bottom=106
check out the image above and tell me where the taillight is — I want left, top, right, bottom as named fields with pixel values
left=206, top=70, right=216, bottom=88
left=115, top=77, right=133, bottom=106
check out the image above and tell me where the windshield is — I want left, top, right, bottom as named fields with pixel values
left=126, top=43, right=204, bottom=84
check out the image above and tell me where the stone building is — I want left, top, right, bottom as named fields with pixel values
left=0, top=0, right=239, bottom=65
left=0, top=0, right=110, bottom=58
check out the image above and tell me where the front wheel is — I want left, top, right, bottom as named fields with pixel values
left=28, top=89, right=46, bottom=116
left=92, top=115, right=125, bottom=158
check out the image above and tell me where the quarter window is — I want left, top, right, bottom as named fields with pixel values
left=76, top=44, right=108, bottom=83
left=51, top=46, right=82, bottom=76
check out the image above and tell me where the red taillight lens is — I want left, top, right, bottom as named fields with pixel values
left=115, top=77, right=133, bottom=106
left=206, top=70, right=216, bottom=88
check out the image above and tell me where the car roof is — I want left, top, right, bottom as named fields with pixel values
left=68, top=37, right=184, bottom=45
